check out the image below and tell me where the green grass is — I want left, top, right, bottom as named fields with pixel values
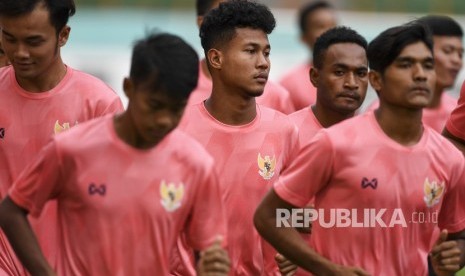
left=457, top=268, right=465, bottom=276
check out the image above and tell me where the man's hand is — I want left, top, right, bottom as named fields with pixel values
left=197, top=237, right=230, bottom=276
left=275, top=253, right=297, bottom=275
left=430, top=229, right=462, bottom=276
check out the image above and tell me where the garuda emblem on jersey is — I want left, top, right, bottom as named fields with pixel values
left=258, top=153, right=276, bottom=180
left=423, top=178, right=445, bottom=208
left=54, top=120, right=78, bottom=135
left=160, top=180, right=184, bottom=212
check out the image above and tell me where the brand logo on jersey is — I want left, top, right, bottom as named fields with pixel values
left=160, top=180, right=184, bottom=212
left=0, top=128, right=4, bottom=139
left=88, top=183, right=106, bottom=196
left=258, top=153, right=276, bottom=180
left=54, top=120, right=78, bottom=135
left=361, top=177, right=378, bottom=189
left=423, top=178, right=445, bottom=208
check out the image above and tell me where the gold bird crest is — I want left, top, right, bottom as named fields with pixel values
left=160, top=180, right=184, bottom=212
left=54, top=120, right=70, bottom=134
left=423, top=178, right=445, bottom=208
left=258, top=153, right=276, bottom=180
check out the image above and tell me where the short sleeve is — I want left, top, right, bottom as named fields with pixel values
left=99, top=96, right=124, bottom=116
left=9, top=139, right=64, bottom=218
left=274, top=130, right=334, bottom=207
left=445, top=81, right=465, bottom=140
left=185, top=164, right=226, bottom=251
left=438, top=156, right=465, bottom=233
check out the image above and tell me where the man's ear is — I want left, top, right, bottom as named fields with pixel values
left=123, top=77, right=134, bottom=100
left=206, top=48, right=222, bottom=70
left=309, top=67, right=319, bottom=87
left=368, top=70, right=382, bottom=92
left=58, top=26, right=71, bottom=47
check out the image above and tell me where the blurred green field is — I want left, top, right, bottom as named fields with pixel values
left=458, top=268, right=465, bottom=275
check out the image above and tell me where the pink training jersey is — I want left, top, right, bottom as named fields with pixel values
left=187, top=61, right=295, bottom=114
left=289, top=107, right=323, bottom=149
left=365, top=92, right=457, bottom=133
left=8, top=115, right=226, bottom=275
left=171, top=103, right=299, bottom=275
left=446, top=81, right=465, bottom=139
left=288, top=107, right=323, bottom=276
left=275, top=111, right=465, bottom=276
left=0, top=65, right=123, bottom=276
left=279, top=63, right=317, bottom=111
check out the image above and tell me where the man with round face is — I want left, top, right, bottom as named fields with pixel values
left=255, top=22, right=465, bottom=276
left=0, top=0, right=123, bottom=275
left=366, top=15, right=463, bottom=133
left=279, top=1, right=338, bottom=111
left=187, top=0, right=295, bottom=114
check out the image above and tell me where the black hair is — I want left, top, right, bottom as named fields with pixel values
left=129, top=32, right=199, bottom=101
left=368, top=21, right=433, bottom=74
left=298, top=1, right=334, bottom=34
left=199, top=0, right=276, bottom=52
left=196, top=0, right=217, bottom=16
left=417, top=15, right=463, bottom=37
left=0, top=0, right=75, bottom=34
left=313, top=26, right=367, bottom=69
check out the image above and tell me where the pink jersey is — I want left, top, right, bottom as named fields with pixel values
left=172, top=103, right=299, bottom=275
left=365, top=92, right=457, bottom=133
left=279, top=63, right=317, bottom=111
left=187, top=61, right=295, bottom=114
left=446, top=81, right=465, bottom=139
left=274, top=111, right=465, bottom=275
left=289, top=107, right=323, bottom=149
left=288, top=107, right=323, bottom=276
left=0, top=65, right=123, bottom=275
left=8, top=115, right=225, bottom=275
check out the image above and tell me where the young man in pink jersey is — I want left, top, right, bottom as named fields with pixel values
left=0, top=0, right=123, bottom=275
left=276, top=26, right=369, bottom=276
left=0, top=32, right=230, bottom=276
left=170, top=1, right=299, bottom=275
left=188, top=0, right=295, bottom=114
left=366, top=15, right=463, bottom=133
left=254, top=21, right=465, bottom=275
left=279, top=1, right=337, bottom=111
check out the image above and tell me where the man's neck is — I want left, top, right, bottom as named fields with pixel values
left=312, top=104, right=355, bottom=128
left=374, top=104, right=424, bottom=146
left=16, top=58, right=67, bottom=93
left=204, top=83, right=257, bottom=126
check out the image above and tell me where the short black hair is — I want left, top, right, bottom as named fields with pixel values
left=0, top=0, right=75, bottom=34
left=196, top=0, right=216, bottom=16
left=298, top=1, right=334, bottom=34
left=129, top=32, right=199, bottom=101
left=368, top=21, right=433, bottom=74
left=313, top=26, right=367, bottom=69
left=417, top=15, right=463, bottom=37
left=199, top=0, right=276, bottom=52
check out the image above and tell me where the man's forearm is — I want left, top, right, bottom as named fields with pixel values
left=0, top=197, right=54, bottom=276
left=253, top=190, right=338, bottom=275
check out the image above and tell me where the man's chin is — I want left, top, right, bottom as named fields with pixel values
left=246, top=89, right=265, bottom=98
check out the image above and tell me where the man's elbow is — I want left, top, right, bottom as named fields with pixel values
left=0, top=197, right=27, bottom=229
left=253, top=203, right=266, bottom=236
